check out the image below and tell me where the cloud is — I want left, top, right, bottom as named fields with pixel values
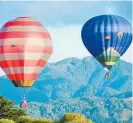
left=47, top=24, right=90, bottom=62
left=104, top=2, right=118, bottom=14
left=121, top=42, right=132, bottom=63
left=21, top=1, right=132, bottom=26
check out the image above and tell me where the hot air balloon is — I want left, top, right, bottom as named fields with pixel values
left=0, top=17, right=53, bottom=107
left=0, top=16, right=52, bottom=86
left=81, top=15, right=132, bottom=78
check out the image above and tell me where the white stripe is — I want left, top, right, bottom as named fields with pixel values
left=97, top=47, right=120, bottom=57
left=0, top=53, right=50, bottom=61
left=11, top=17, right=35, bottom=22
left=2, top=66, right=44, bottom=74
left=0, top=38, right=52, bottom=46
left=0, top=26, right=47, bottom=32
left=105, top=47, right=120, bottom=57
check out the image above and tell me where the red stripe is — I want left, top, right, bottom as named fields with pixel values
left=0, top=60, right=47, bottom=68
left=0, top=45, right=52, bottom=54
left=3, top=21, right=43, bottom=27
left=0, top=32, right=51, bottom=39
left=8, top=73, right=38, bottom=80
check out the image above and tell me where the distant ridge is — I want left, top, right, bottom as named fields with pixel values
left=0, top=56, right=131, bottom=103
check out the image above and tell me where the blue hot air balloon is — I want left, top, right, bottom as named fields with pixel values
left=81, top=15, right=132, bottom=78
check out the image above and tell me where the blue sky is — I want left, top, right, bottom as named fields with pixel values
left=0, top=1, right=132, bottom=26
left=0, top=1, right=132, bottom=63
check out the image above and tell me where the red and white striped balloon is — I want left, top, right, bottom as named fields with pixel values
left=0, top=17, right=53, bottom=87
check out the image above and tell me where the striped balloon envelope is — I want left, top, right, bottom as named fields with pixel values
left=0, top=17, right=53, bottom=87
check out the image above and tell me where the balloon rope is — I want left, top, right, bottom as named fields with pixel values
left=24, top=88, right=27, bottom=100
left=20, top=88, right=23, bottom=101
left=23, top=88, right=29, bottom=102
left=23, top=88, right=26, bottom=99
left=26, top=88, right=29, bottom=102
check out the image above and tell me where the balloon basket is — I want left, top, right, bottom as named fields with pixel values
left=105, top=73, right=110, bottom=78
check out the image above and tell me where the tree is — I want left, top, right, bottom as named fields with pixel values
left=0, top=97, right=26, bottom=120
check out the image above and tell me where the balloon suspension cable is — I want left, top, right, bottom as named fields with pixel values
left=21, top=88, right=26, bottom=102
left=24, top=88, right=26, bottom=99
left=23, top=88, right=29, bottom=101
left=104, top=67, right=110, bottom=78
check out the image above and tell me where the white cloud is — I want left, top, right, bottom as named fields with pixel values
left=104, top=1, right=118, bottom=14
left=47, top=24, right=90, bottom=62
left=121, top=43, right=132, bottom=63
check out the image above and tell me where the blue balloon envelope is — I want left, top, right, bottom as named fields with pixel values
left=81, top=15, right=132, bottom=77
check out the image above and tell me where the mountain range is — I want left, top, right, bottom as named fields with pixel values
left=0, top=56, right=132, bottom=122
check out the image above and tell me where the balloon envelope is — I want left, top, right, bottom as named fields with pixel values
left=0, top=17, right=53, bottom=87
left=81, top=15, right=132, bottom=71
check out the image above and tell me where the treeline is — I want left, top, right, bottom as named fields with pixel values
left=0, top=97, right=93, bottom=123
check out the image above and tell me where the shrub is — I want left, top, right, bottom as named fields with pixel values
left=59, top=113, right=93, bottom=123
left=84, top=119, right=93, bottom=123
left=61, top=113, right=85, bottom=121
left=0, top=119, right=15, bottom=123
left=17, top=116, right=53, bottom=123
left=16, top=116, right=35, bottom=123
left=33, top=118, right=52, bottom=123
